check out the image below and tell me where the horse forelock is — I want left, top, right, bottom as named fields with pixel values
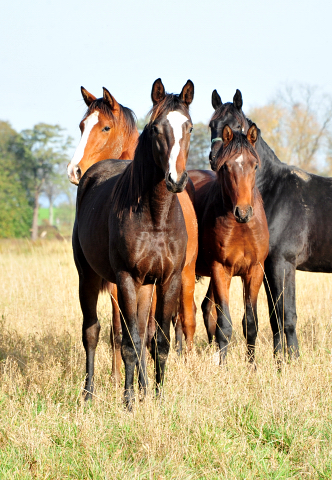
left=215, top=132, right=260, bottom=172
left=82, top=98, right=137, bottom=137
left=148, top=94, right=190, bottom=125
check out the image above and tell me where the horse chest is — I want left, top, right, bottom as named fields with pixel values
left=209, top=218, right=263, bottom=275
left=119, top=229, right=185, bottom=284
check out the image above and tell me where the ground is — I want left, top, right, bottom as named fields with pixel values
left=0, top=240, right=331, bottom=479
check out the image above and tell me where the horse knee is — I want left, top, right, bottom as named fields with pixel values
left=82, top=321, right=100, bottom=350
left=121, top=343, right=138, bottom=367
left=242, top=316, right=258, bottom=340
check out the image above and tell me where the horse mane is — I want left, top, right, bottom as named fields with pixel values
left=110, top=127, right=153, bottom=218
left=111, top=93, right=190, bottom=219
left=215, top=131, right=261, bottom=171
left=83, top=98, right=137, bottom=137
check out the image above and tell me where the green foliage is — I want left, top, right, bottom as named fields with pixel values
left=0, top=121, right=73, bottom=239
left=0, top=121, right=32, bottom=237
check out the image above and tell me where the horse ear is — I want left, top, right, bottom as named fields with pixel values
left=81, top=87, right=97, bottom=107
left=212, top=90, right=222, bottom=110
left=103, top=87, right=120, bottom=112
left=233, top=89, right=243, bottom=110
left=222, top=124, right=233, bottom=144
left=151, top=78, right=166, bottom=105
left=179, top=80, right=194, bottom=107
left=247, top=123, right=258, bottom=146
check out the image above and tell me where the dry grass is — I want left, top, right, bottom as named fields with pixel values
left=0, top=239, right=332, bottom=479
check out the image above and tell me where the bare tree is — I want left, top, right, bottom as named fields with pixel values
left=248, top=84, right=332, bottom=173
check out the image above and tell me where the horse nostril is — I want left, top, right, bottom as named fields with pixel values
left=74, top=166, right=82, bottom=181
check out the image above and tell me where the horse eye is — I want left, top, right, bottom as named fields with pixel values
left=102, top=126, right=110, bottom=132
left=189, top=127, right=193, bottom=133
left=255, top=164, right=258, bottom=170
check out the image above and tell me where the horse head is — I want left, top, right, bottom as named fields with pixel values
left=209, top=89, right=251, bottom=165
left=67, top=86, right=138, bottom=184
left=148, top=78, right=194, bottom=193
left=214, top=124, right=260, bottom=223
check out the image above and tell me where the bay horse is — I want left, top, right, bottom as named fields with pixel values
left=73, top=79, right=195, bottom=406
left=195, top=124, right=269, bottom=362
left=190, top=88, right=332, bottom=360
left=67, top=86, right=138, bottom=183
left=68, top=85, right=198, bottom=385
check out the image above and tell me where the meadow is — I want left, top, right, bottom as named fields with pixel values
left=0, top=239, right=331, bottom=479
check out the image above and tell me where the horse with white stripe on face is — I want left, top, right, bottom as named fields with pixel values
left=67, top=86, right=138, bottom=184
left=72, top=79, right=195, bottom=408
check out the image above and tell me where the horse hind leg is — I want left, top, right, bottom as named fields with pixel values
left=178, top=261, right=197, bottom=353
left=79, top=267, right=103, bottom=401
left=172, top=312, right=183, bottom=355
left=107, top=283, right=122, bottom=386
left=202, top=279, right=217, bottom=346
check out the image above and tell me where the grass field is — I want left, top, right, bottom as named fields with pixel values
left=0, top=240, right=332, bottom=479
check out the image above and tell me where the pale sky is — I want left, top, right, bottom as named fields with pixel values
left=1, top=0, right=332, bottom=150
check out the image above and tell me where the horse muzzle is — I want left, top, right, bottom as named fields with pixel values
left=234, top=205, right=253, bottom=223
left=165, top=170, right=188, bottom=193
left=67, top=164, right=81, bottom=185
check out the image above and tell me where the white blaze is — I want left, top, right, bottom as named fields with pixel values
left=70, top=111, right=100, bottom=167
left=166, top=111, right=188, bottom=182
left=235, top=154, right=244, bottom=172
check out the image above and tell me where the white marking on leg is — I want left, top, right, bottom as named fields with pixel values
left=235, top=154, right=244, bottom=172
left=70, top=111, right=100, bottom=168
left=166, top=111, right=188, bottom=183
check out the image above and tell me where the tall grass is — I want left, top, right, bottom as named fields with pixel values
left=0, top=240, right=332, bottom=479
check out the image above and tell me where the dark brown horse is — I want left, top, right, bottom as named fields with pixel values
left=194, top=124, right=269, bottom=363
left=67, top=87, right=139, bottom=384
left=68, top=86, right=198, bottom=384
left=73, top=79, right=194, bottom=406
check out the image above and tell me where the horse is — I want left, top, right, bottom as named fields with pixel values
left=190, top=88, right=332, bottom=360
left=67, top=86, right=138, bottom=183
left=73, top=79, right=195, bottom=406
left=68, top=85, right=198, bottom=384
left=194, top=124, right=269, bottom=362
left=67, top=87, right=138, bottom=384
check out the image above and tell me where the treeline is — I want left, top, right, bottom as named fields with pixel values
left=0, top=121, right=73, bottom=239
left=1, top=84, right=332, bottom=239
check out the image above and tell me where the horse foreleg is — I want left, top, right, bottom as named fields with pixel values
left=151, top=272, right=182, bottom=395
left=202, top=279, right=217, bottom=345
left=107, top=283, right=122, bottom=386
left=116, top=272, right=140, bottom=409
left=242, top=266, right=264, bottom=364
left=264, top=256, right=299, bottom=360
left=79, top=268, right=102, bottom=401
left=136, top=284, right=155, bottom=397
left=211, top=264, right=232, bottom=363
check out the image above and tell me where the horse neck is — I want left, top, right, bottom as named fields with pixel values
left=118, top=130, right=139, bottom=160
left=255, top=135, right=284, bottom=195
left=130, top=133, right=178, bottom=227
